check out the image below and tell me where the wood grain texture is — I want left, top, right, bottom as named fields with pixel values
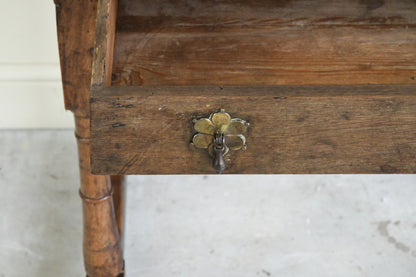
left=54, top=0, right=98, bottom=111
left=90, top=85, right=416, bottom=174
left=75, top=113, right=124, bottom=277
left=92, top=0, right=118, bottom=88
left=56, top=1, right=125, bottom=275
left=111, top=0, right=416, bottom=86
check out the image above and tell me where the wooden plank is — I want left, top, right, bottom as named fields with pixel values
left=112, top=0, right=416, bottom=86
left=90, top=85, right=416, bottom=174
left=92, top=0, right=118, bottom=88
left=54, top=0, right=98, bottom=111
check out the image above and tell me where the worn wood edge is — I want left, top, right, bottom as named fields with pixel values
left=91, top=84, right=416, bottom=99
left=91, top=0, right=118, bottom=88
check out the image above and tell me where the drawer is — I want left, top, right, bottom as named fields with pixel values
left=91, top=85, right=416, bottom=174
left=90, top=0, right=416, bottom=174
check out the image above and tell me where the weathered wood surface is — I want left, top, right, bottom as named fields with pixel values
left=112, top=0, right=416, bottom=86
left=55, top=0, right=125, bottom=276
left=75, top=112, right=124, bottom=276
left=54, top=0, right=98, bottom=111
left=92, top=0, right=118, bottom=88
left=91, top=85, right=416, bottom=174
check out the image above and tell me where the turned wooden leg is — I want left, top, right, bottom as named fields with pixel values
left=110, top=175, right=126, bottom=248
left=75, top=112, right=124, bottom=277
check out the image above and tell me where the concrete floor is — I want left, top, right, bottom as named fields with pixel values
left=1, top=130, right=416, bottom=277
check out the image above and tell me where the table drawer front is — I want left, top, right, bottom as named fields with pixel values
left=91, top=85, right=416, bottom=174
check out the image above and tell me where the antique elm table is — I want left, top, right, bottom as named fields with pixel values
left=54, top=0, right=416, bottom=276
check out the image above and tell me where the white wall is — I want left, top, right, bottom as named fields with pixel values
left=0, top=1, right=74, bottom=128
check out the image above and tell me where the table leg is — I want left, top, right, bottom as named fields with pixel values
left=75, top=112, right=124, bottom=277
left=111, top=175, right=126, bottom=249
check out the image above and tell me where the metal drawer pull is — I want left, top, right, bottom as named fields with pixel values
left=191, top=109, right=249, bottom=173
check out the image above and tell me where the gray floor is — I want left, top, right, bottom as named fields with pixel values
left=1, top=130, right=416, bottom=277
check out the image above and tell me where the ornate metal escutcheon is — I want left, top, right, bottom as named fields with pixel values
left=191, top=109, right=249, bottom=173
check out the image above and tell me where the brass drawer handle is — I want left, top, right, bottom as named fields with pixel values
left=191, top=109, right=249, bottom=173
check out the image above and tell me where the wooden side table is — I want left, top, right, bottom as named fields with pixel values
left=54, top=0, right=416, bottom=276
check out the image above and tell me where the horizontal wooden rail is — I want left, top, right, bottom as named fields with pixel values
left=91, top=84, right=416, bottom=174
